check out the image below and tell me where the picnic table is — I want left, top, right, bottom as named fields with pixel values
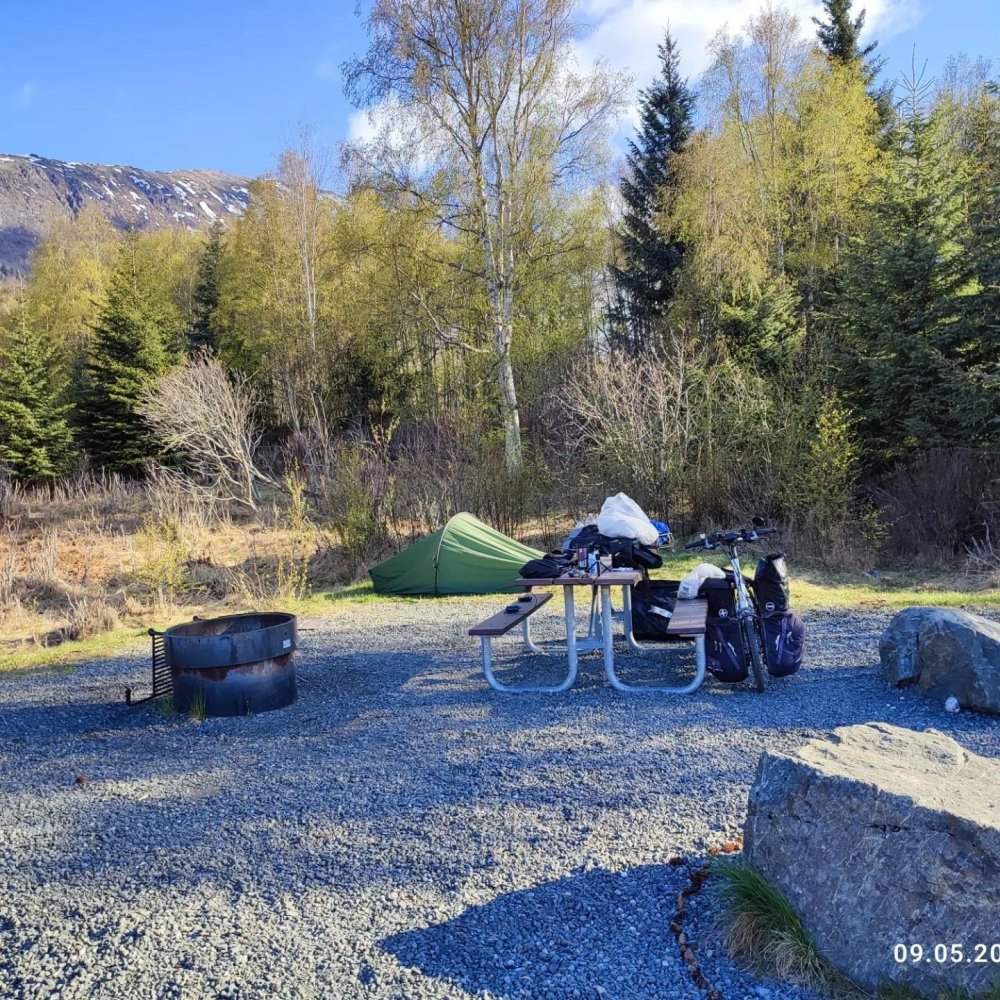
left=470, top=570, right=707, bottom=694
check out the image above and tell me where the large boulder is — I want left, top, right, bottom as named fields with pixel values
left=744, top=723, right=1000, bottom=996
left=880, top=606, right=1000, bottom=714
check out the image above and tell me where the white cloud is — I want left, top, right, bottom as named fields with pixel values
left=576, top=0, right=923, bottom=93
left=12, top=82, right=36, bottom=110
left=347, top=106, right=380, bottom=144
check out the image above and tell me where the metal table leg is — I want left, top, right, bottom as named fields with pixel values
left=604, top=585, right=707, bottom=694
left=621, top=583, right=648, bottom=652
left=600, top=584, right=615, bottom=678
left=522, top=613, right=549, bottom=656
left=521, top=587, right=602, bottom=656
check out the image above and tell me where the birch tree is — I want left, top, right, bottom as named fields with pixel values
left=345, top=0, right=626, bottom=470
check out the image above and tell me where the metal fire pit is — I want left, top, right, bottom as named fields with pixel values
left=130, top=612, right=297, bottom=716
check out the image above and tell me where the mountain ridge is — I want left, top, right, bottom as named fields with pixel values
left=0, top=152, right=251, bottom=277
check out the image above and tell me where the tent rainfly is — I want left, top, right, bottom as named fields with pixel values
left=369, top=512, right=543, bottom=596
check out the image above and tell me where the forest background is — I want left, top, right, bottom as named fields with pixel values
left=2, top=0, right=999, bottom=657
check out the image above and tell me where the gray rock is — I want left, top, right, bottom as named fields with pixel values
left=744, top=723, right=1000, bottom=996
left=881, top=606, right=1000, bottom=713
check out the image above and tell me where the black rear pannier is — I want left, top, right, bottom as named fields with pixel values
left=630, top=580, right=686, bottom=640
left=761, top=611, right=805, bottom=676
left=706, top=616, right=749, bottom=682
left=754, top=553, right=790, bottom=615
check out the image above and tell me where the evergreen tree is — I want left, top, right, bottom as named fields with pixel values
left=188, top=221, right=223, bottom=353
left=609, top=29, right=694, bottom=352
left=832, top=98, right=991, bottom=470
left=812, top=0, right=891, bottom=129
left=76, top=233, right=180, bottom=471
left=812, top=0, right=882, bottom=83
left=0, top=311, right=74, bottom=483
left=952, top=82, right=1000, bottom=362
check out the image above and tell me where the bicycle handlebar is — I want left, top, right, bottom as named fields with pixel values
left=684, top=525, right=778, bottom=550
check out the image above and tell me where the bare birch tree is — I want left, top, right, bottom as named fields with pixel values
left=139, top=354, right=278, bottom=510
left=345, top=0, right=627, bottom=470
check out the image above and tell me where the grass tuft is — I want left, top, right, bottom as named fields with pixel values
left=712, top=858, right=830, bottom=988
left=187, top=690, right=206, bottom=722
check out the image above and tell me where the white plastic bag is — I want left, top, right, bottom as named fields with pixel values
left=596, top=492, right=659, bottom=546
left=678, top=563, right=726, bottom=600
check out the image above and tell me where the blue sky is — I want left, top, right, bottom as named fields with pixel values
left=1, top=0, right=995, bottom=179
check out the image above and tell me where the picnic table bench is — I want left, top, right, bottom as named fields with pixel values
left=469, top=592, right=559, bottom=692
left=470, top=574, right=708, bottom=694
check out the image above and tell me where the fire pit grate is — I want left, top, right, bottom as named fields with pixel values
left=124, top=630, right=173, bottom=706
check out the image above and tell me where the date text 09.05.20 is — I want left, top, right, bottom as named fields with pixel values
left=894, top=944, right=1000, bottom=965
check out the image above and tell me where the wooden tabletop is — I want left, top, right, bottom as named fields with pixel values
left=515, top=569, right=643, bottom=588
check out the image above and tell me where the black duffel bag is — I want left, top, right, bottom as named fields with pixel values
left=568, top=524, right=662, bottom=571
left=630, top=580, right=686, bottom=641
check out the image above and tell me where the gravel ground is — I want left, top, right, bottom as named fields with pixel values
left=1, top=599, right=998, bottom=1000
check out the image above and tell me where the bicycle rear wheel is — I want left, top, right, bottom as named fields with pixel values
left=743, top=617, right=767, bottom=692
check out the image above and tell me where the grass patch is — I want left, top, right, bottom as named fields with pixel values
left=713, top=860, right=1000, bottom=1000
left=654, top=551, right=1000, bottom=611
left=3, top=547, right=998, bottom=675
left=0, top=625, right=150, bottom=674
left=187, top=689, right=206, bottom=722
left=712, top=858, right=834, bottom=989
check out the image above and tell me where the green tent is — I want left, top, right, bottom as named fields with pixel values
left=370, top=512, right=543, bottom=596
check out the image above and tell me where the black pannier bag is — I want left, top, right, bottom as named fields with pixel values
left=705, top=616, right=749, bottom=683
left=761, top=611, right=805, bottom=676
left=700, top=577, right=736, bottom=618
left=754, top=552, right=790, bottom=615
left=699, top=575, right=747, bottom=682
left=630, top=580, right=687, bottom=641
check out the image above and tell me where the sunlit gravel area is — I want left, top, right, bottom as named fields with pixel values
left=1, top=600, right=998, bottom=1000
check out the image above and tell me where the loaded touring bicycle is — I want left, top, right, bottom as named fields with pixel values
left=684, top=517, right=805, bottom=692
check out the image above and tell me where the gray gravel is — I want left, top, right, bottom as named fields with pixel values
left=1, top=599, right=998, bottom=1000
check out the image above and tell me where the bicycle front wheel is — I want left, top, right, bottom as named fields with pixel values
left=743, top=618, right=767, bottom=693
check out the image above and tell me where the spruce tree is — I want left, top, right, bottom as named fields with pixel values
left=812, top=0, right=882, bottom=82
left=832, top=98, right=990, bottom=470
left=0, top=311, right=74, bottom=483
left=813, top=0, right=892, bottom=129
left=77, top=233, right=179, bottom=472
left=958, top=84, right=1000, bottom=376
left=609, top=29, right=694, bottom=352
left=188, top=221, right=223, bottom=353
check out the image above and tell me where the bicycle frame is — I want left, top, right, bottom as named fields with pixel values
left=727, top=544, right=755, bottom=618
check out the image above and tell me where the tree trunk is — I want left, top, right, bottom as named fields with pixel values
left=497, top=348, right=522, bottom=472
left=488, top=277, right=522, bottom=472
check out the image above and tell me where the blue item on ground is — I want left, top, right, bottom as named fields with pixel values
left=649, top=518, right=672, bottom=546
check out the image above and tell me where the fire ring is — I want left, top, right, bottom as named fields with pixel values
left=161, top=612, right=298, bottom=717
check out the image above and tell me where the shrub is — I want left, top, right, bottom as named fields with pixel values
left=875, top=449, right=1000, bottom=564
left=139, top=354, right=278, bottom=510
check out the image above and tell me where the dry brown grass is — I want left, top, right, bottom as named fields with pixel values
left=0, top=474, right=358, bottom=653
